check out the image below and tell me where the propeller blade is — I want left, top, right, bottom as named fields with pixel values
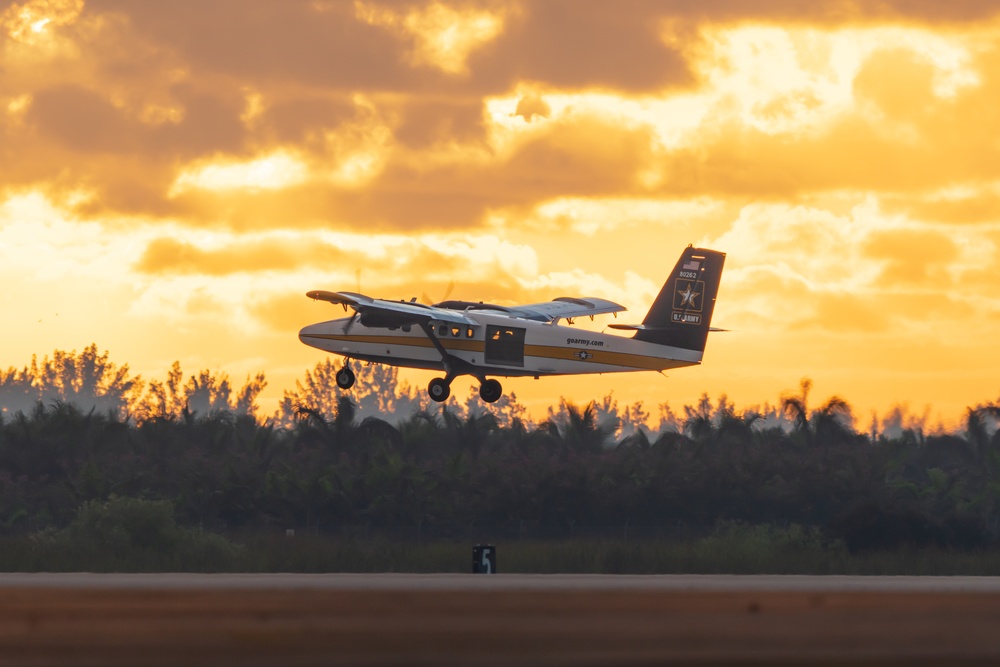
left=423, top=280, right=455, bottom=305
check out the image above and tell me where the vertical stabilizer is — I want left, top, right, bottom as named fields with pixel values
left=634, top=246, right=726, bottom=352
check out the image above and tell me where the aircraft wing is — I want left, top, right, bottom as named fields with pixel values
left=506, top=297, right=626, bottom=322
left=307, top=290, right=475, bottom=326
left=306, top=290, right=373, bottom=307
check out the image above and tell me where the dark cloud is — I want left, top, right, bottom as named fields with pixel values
left=15, top=82, right=246, bottom=219
left=514, top=93, right=551, bottom=121
left=123, top=111, right=658, bottom=231
left=27, top=83, right=245, bottom=157
left=327, top=115, right=658, bottom=229
left=87, top=0, right=694, bottom=94
left=153, top=84, right=247, bottom=157
left=468, top=0, right=692, bottom=93
left=856, top=0, right=1000, bottom=22
left=257, top=95, right=358, bottom=145
left=659, top=0, right=1000, bottom=23
left=85, top=0, right=423, bottom=91
left=81, top=1, right=1000, bottom=106
left=392, top=99, right=486, bottom=148
left=30, top=85, right=134, bottom=153
left=8, top=0, right=1000, bottom=228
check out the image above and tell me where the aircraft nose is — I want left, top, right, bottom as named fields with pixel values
left=298, top=322, right=325, bottom=347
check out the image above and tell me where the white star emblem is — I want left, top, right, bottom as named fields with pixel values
left=678, top=283, right=700, bottom=307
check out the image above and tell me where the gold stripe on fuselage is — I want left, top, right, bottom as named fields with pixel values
left=301, top=333, right=687, bottom=372
left=303, top=333, right=482, bottom=353
left=523, top=344, right=678, bottom=371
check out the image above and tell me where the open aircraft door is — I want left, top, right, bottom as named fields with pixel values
left=484, top=325, right=526, bottom=367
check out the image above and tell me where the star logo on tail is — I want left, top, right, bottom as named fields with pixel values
left=677, top=283, right=701, bottom=307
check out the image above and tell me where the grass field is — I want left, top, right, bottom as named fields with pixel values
left=3, top=521, right=1000, bottom=575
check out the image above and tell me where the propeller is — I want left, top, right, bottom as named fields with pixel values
left=422, top=280, right=455, bottom=305
left=344, top=310, right=359, bottom=334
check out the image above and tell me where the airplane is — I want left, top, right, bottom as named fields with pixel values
left=299, top=245, right=725, bottom=403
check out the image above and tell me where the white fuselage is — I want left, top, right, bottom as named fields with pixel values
left=299, top=311, right=702, bottom=378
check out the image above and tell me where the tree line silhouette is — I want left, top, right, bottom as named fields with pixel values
left=2, top=345, right=999, bottom=552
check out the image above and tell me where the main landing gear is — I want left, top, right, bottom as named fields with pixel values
left=426, top=376, right=503, bottom=404
left=335, top=365, right=355, bottom=389
left=479, top=378, right=502, bottom=403
left=428, top=378, right=450, bottom=402
left=417, top=320, right=503, bottom=404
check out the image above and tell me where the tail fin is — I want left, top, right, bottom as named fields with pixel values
left=634, top=245, right=726, bottom=352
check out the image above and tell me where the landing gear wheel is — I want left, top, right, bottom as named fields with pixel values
left=335, top=367, right=356, bottom=390
left=479, top=378, right=502, bottom=403
left=428, top=378, right=451, bottom=402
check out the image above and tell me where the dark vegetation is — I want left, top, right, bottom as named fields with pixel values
left=2, top=345, right=1000, bottom=572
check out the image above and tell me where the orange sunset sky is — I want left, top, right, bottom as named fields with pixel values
left=3, top=0, right=999, bottom=426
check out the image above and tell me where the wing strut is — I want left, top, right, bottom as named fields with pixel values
left=418, top=321, right=482, bottom=387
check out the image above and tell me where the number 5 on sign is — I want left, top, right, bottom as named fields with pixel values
left=473, top=545, right=496, bottom=574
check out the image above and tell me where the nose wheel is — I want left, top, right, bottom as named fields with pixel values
left=479, top=378, right=502, bottom=403
left=336, top=366, right=356, bottom=389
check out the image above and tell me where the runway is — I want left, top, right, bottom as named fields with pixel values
left=1, top=574, right=1000, bottom=665
left=8, top=572, right=1000, bottom=592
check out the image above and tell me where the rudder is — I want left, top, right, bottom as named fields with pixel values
left=634, top=245, right=726, bottom=352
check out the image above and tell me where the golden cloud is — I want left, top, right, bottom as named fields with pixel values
left=792, top=293, right=890, bottom=333
left=10, top=1, right=1000, bottom=427
left=863, top=228, right=958, bottom=286
left=135, top=237, right=333, bottom=276
left=355, top=1, right=507, bottom=75
left=882, top=185, right=1000, bottom=224
left=1, top=0, right=82, bottom=45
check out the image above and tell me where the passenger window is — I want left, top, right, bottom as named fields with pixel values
left=466, top=327, right=474, bottom=338
left=451, top=327, right=461, bottom=337
left=438, top=325, right=448, bottom=336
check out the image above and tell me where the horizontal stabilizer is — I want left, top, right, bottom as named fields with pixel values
left=607, top=323, right=657, bottom=332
